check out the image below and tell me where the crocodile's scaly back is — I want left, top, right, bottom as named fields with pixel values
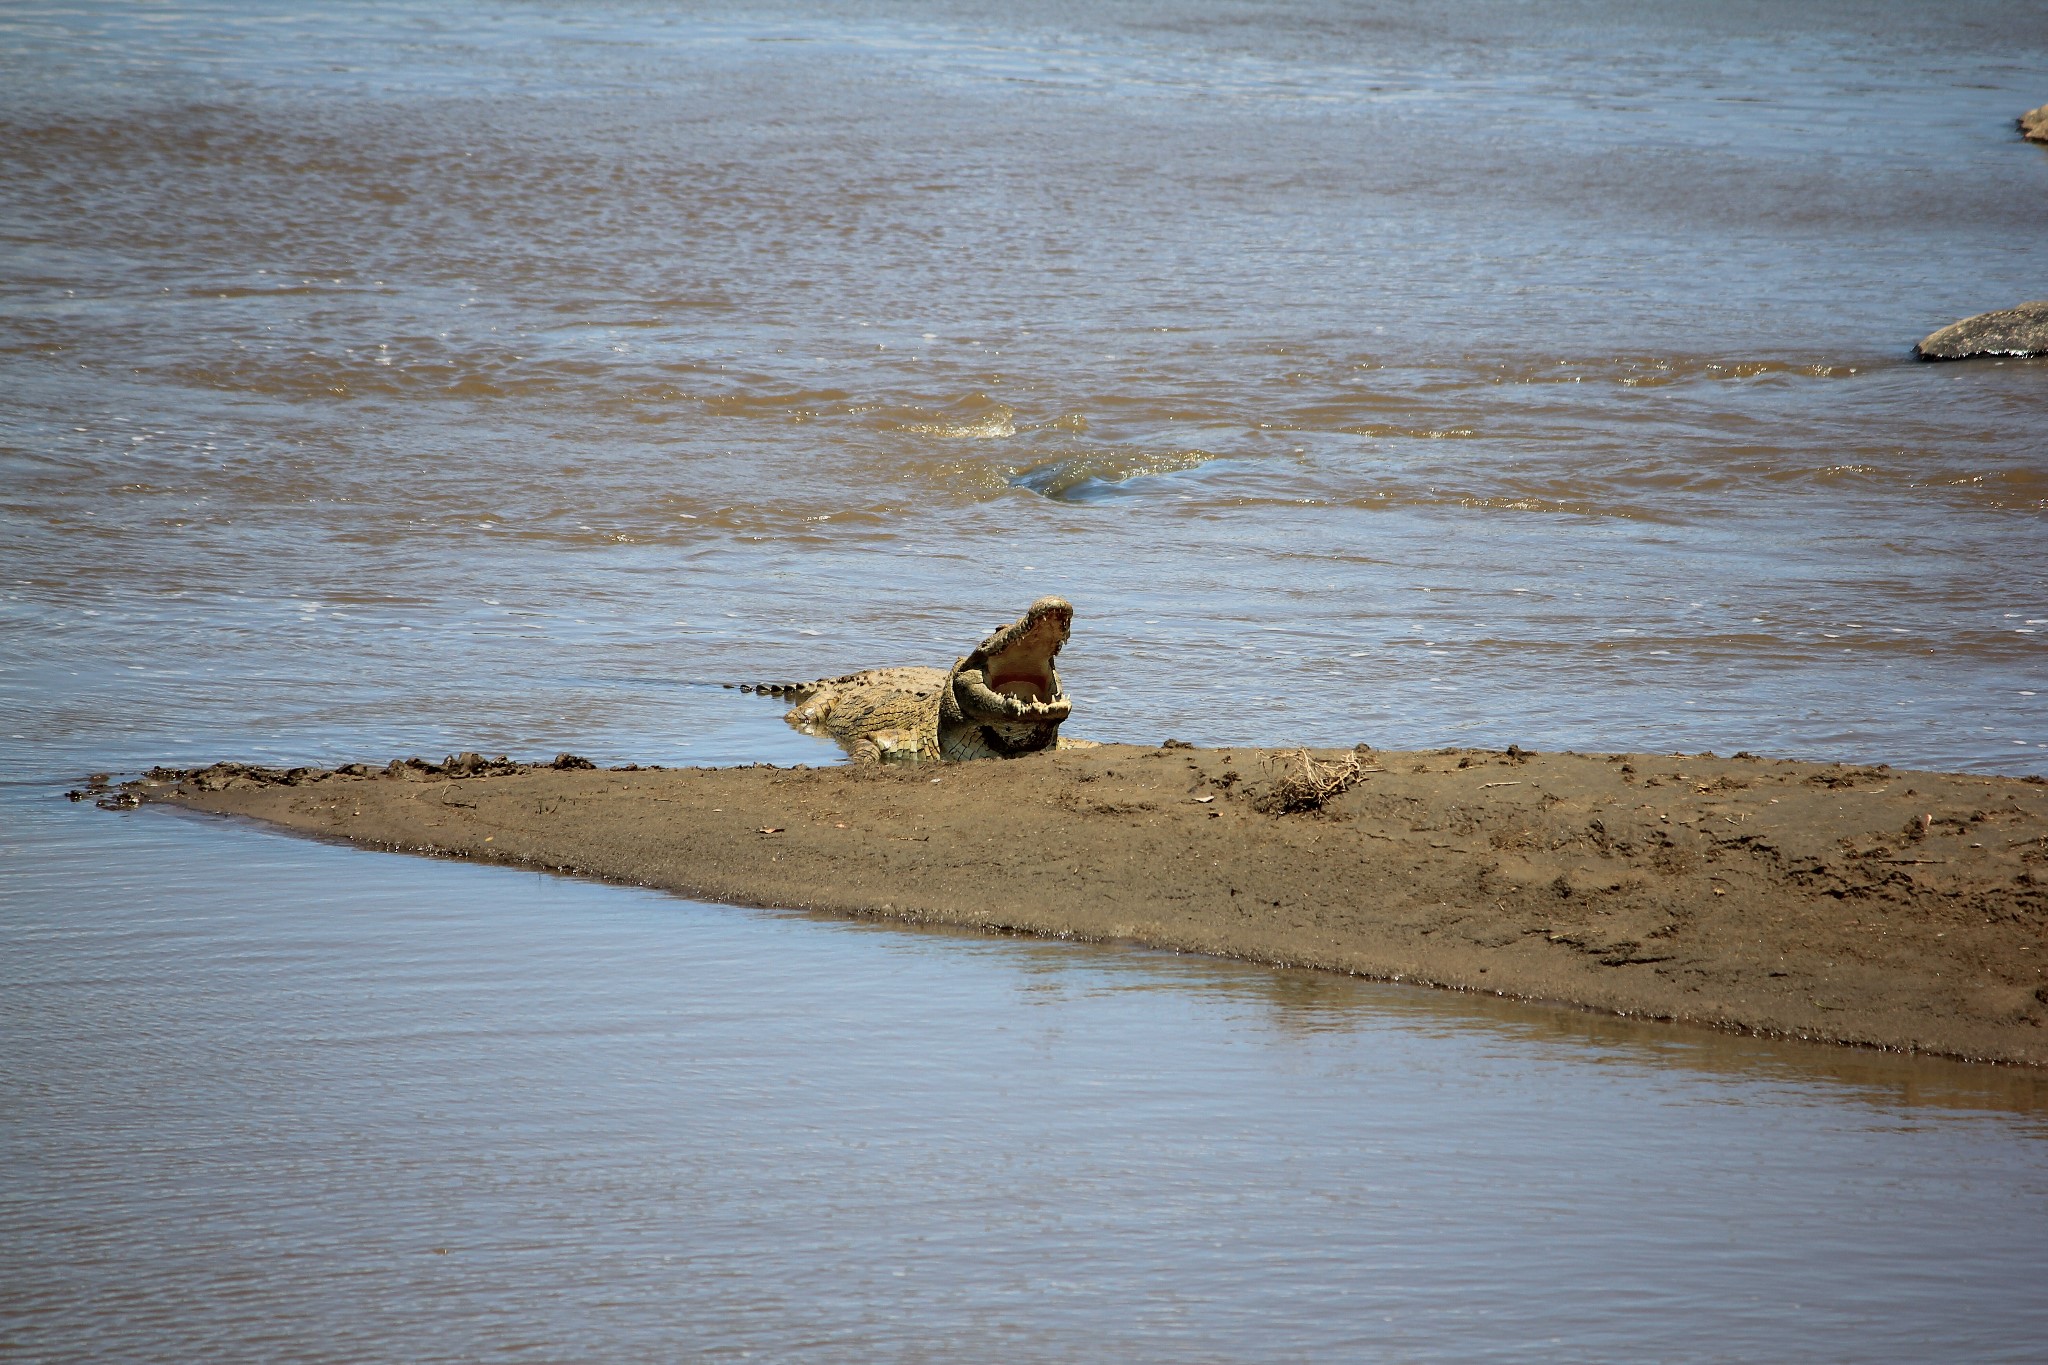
left=778, top=666, right=951, bottom=764
left=749, top=597, right=1074, bottom=763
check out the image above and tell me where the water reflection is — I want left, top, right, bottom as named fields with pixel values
left=816, top=909, right=2048, bottom=1126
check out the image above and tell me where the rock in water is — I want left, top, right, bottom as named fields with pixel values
left=2022, top=103, right=2048, bottom=145
left=1913, top=301, right=2048, bottom=361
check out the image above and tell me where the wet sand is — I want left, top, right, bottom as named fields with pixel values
left=115, top=744, right=2048, bottom=1066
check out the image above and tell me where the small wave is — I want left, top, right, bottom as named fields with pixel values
left=1470, top=354, right=1871, bottom=389
left=1309, top=489, right=1682, bottom=523
left=163, top=343, right=622, bottom=402
left=1336, top=424, right=1479, bottom=440
left=892, top=405, right=1017, bottom=440
left=703, top=388, right=854, bottom=422
left=1009, top=448, right=1222, bottom=502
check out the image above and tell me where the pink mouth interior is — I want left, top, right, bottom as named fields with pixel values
left=982, top=614, right=1066, bottom=702
left=988, top=671, right=1048, bottom=696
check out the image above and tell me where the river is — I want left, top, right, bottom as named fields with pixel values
left=3, top=0, right=2046, bottom=1357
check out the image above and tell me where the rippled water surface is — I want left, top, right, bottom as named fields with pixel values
left=2, top=0, right=2045, bottom=774
left=4, top=1, right=2048, bottom=1357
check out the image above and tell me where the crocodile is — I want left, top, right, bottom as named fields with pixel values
left=732, top=596, right=1075, bottom=763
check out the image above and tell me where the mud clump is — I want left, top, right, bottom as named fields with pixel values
left=97, top=751, right=614, bottom=806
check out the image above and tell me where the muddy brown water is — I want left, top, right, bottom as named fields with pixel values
left=2, top=0, right=2044, bottom=778
left=3, top=0, right=2048, bottom=1357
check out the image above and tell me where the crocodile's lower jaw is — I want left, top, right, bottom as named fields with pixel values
left=939, top=718, right=1062, bottom=762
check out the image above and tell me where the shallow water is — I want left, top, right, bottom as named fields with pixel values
left=5, top=2, right=2048, bottom=1357
left=5, top=789, right=2048, bottom=1362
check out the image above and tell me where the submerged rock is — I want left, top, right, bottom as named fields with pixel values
left=2023, top=103, right=2048, bottom=145
left=1914, top=301, right=2048, bottom=361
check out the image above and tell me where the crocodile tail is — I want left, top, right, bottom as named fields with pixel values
left=724, top=680, right=820, bottom=700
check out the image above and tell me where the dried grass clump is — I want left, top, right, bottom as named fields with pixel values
left=1254, top=747, right=1381, bottom=814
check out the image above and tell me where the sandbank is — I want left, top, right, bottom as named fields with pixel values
left=105, top=743, right=2048, bottom=1066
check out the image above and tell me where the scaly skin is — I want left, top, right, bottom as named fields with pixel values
left=736, top=598, right=1075, bottom=763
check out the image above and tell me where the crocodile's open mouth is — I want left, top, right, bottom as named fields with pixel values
left=952, top=596, right=1073, bottom=725
left=982, top=600, right=1069, bottom=701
